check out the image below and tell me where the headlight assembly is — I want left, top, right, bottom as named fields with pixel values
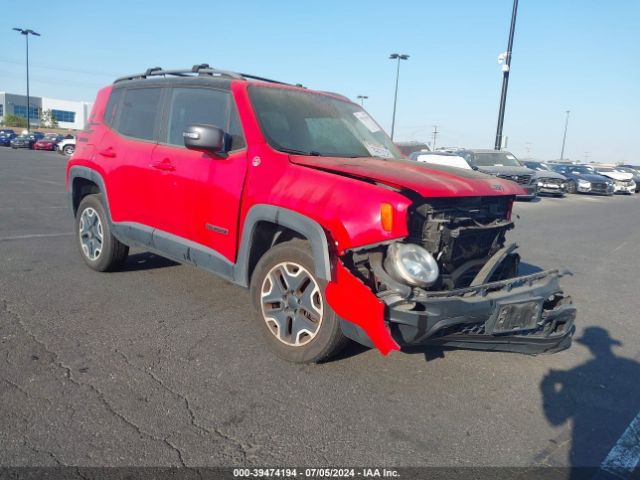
left=578, top=179, right=591, bottom=187
left=383, top=243, right=439, bottom=287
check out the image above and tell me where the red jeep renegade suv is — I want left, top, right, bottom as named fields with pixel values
left=66, top=65, right=576, bottom=363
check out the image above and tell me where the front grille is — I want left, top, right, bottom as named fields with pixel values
left=591, top=182, right=610, bottom=194
left=497, top=174, right=532, bottom=185
left=410, top=196, right=513, bottom=279
left=615, top=179, right=633, bottom=186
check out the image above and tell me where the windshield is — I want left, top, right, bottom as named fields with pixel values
left=249, top=86, right=403, bottom=159
left=569, top=165, right=596, bottom=174
left=472, top=151, right=521, bottom=167
left=524, top=161, right=550, bottom=171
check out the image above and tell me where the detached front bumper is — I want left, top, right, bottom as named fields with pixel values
left=384, top=269, right=575, bottom=354
left=327, top=261, right=575, bottom=356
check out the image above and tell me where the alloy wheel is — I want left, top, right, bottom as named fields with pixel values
left=79, top=207, right=103, bottom=260
left=260, top=262, right=323, bottom=346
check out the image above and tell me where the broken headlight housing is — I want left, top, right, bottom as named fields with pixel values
left=384, top=243, right=439, bottom=287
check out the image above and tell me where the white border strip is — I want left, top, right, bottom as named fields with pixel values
left=599, top=411, right=640, bottom=478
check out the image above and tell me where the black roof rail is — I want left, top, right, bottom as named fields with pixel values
left=113, top=65, right=300, bottom=86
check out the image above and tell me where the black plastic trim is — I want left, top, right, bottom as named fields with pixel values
left=67, top=169, right=333, bottom=290
left=234, top=204, right=332, bottom=287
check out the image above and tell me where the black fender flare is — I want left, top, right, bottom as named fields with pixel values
left=67, top=166, right=111, bottom=220
left=233, top=205, right=332, bottom=287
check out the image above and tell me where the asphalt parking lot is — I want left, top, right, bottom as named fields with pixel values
left=1, top=148, right=639, bottom=471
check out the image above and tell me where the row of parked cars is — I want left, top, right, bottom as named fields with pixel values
left=409, top=148, right=639, bottom=198
left=0, top=128, right=76, bottom=155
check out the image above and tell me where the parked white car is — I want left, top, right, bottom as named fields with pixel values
left=410, top=151, right=472, bottom=170
left=56, top=138, right=75, bottom=156
left=595, top=166, right=636, bottom=194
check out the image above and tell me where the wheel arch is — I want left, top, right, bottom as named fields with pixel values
left=235, top=205, right=332, bottom=288
left=68, top=166, right=111, bottom=220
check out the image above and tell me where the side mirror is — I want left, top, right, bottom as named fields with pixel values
left=183, top=124, right=228, bottom=155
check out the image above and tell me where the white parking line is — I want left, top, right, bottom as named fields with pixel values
left=599, top=411, right=640, bottom=478
left=0, top=232, right=73, bottom=241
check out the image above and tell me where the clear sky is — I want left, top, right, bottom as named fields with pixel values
left=2, top=0, right=638, bottom=164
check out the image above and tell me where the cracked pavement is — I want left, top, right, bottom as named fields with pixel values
left=1, top=148, right=640, bottom=469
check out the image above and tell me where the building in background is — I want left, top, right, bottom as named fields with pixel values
left=0, top=92, right=92, bottom=130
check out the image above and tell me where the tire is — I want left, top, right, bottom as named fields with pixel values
left=75, top=194, right=128, bottom=272
left=567, top=181, right=577, bottom=194
left=63, top=145, right=75, bottom=155
left=250, top=239, right=348, bottom=363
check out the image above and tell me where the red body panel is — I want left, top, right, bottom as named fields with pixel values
left=326, top=261, right=400, bottom=355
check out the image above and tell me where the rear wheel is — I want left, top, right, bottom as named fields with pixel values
left=75, top=194, right=128, bottom=271
left=250, top=239, right=348, bottom=363
left=63, top=144, right=75, bottom=155
left=566, top=181, right=577, bottom=194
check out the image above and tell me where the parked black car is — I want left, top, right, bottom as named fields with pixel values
left=549, top=164, right=614, bottom=195
left=521, top=160, right=568, bottom=197
left=0, top=129, right=17, bottom=147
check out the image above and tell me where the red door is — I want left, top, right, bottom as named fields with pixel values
left=148, top=86, right=248, bottom=262
left=100, top=87, right=163, bottom=227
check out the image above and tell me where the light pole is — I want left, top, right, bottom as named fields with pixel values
left=389, top=53, right=409, bottom=141
left=494, top=0, right=518, bottom=150
left=357, top=95, right=368, bottom=107
left=12, top=28, right=41, bottom=132
left=560, top=110, right=570, bottom=160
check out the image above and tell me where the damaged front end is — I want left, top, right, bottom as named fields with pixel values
left=327, top=196, right=576, bottom=355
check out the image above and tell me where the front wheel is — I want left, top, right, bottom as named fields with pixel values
left=250, top=239, right=348, bottom=363
left=75, top=194, right=128, bottom=271
left=566, top=181, right=577, bottom=194
left=63, top=145, right=75, bottom=155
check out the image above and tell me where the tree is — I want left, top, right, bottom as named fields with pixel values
left=1, top=114, right=28, bottom=128
left=40, top=109, right=59, bottom=128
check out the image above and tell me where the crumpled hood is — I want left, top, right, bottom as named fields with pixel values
left=597, top=171, right=634, bottom=181
left=289, top=155, right=525, bottom=197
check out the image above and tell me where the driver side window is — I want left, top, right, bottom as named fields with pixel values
left=166, top=87, right=246, bottom=151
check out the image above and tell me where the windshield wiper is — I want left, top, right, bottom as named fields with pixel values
left=278, top=147, right=321, bottom=156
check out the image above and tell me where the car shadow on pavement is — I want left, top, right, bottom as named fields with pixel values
left=539, top=327, right=640, bottom=479
left=120, top=252, right=178, bottom=272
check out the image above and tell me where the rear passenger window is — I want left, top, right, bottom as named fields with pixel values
left=166, top=87, right=246, bottom=151
left=118, top=88, right=162, bottom=141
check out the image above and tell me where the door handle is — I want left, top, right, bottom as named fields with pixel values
left=151, top=158, right=176, bottom=172
left=98, top=147, right=116, bottom=158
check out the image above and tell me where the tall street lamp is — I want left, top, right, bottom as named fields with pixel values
left=12, top=27, right=41, bottom=132
left=494, top=0, right=518, bottom=150
left=560, top=110, right=570, bottom=160
left=389, top=53, right=409, bottom=141
left=357, top=95, right=368, bottom=107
